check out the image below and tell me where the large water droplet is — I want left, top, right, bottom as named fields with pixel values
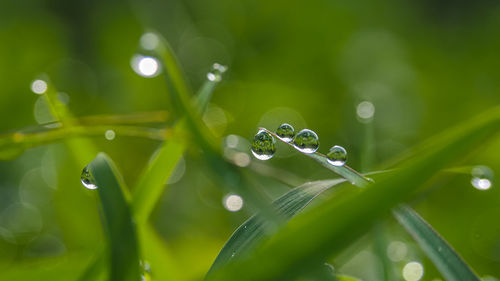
left=206, top=63, right=227, bottom=82
left=293, top=129, right=319, bottom=153
left=471, top=165, right=494, bottom=191
left=251, top=130, right=276, bottom=160
left=327, top=145, right=347, bottom=166
left=276, top=123, right=295, bottom=142
left=81, top=166, right=97, bottom=190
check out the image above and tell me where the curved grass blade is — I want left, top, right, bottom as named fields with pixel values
left=86, top=153, right=141, bottom=281
left=77, top=252, right=107, bottom=281
left=132, top=66, right=223, bottom=225
left=207, top=106, right=500, bottom=281
left=393, top=205, right=481, bottom=281
left=206, top=179, right=346, bottom=277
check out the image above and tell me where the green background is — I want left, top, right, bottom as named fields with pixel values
left=0, top=0, right=499, bottom=280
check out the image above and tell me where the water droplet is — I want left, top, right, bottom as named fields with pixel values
left=387, top=241, right=407, bottom=262
left=206, top=63, right=227, bottom=82
left=131, top=55, right=161, bottom=77
left=402, top=261, right=424, bottom=281
left=223, top=194, right=244, bottom=212
left=105, top=130, right=115, bottom=140
left=470, top=165, right=494, bottom=190
left=81, top=166, right=97, bottom=190
left=140, top=32, right=159, bottom=50
left=275, top=123, right=295, bottom=142
left=31, top=79, right=48, bottom=94
left=327, top=145, right=347, bottom=166
left=293, top=129, right=319, bottom=153
left=251, top=130, right=276, bottom=160
left=356, top=101, right=375, bottom=121
left=231, top=252, right=236, bottom=258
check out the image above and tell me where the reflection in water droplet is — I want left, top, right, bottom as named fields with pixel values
left=251, top=130, right=276, bottom=160
left=293, top=129, right=319, bottom=153
left=131, top=55, right=161, bottom=77
left=31, top=79, right=48, bottom=94
left=387, top=241, right=407, bottom=262
left=327, top=145, right=347, bottom=166
left=402, top=261, right=424, bottom=281
left=207, top=63, right=227, bottom=82
left=276, top=123, right=295, bottom=142
left=223, top=194, right=244, bottom=212
left=81, top=166, right=97, bottom=190
left=470, top=165, right=494, bottom=190
left=105, top=130, right=116, bottom=140
left=357, top=101, right=375, bottom=120
left=140, top=32, right=159, bottom=50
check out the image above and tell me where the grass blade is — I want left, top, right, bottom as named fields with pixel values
left=86, top=153, right=141, bottom=281
left=393, top=205, right=481, bottom=281
left=207, top=106, right=500, bottom=281
left=206, top=179, right=346, bottom=276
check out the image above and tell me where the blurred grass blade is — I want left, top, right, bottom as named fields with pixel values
left=139, top=224, right=187, bottom=281
left=206, top=179, right=346, bottom=276
left=393, top=205, right=481, bottom=281
left=77, top=252, right=106, bottom=281
left=133, top=139, right=185, bottom=224
left=207, top=106, right=500, bottom=281
left=86, top=153, right=141, bottom=281
left=132, top=63, right=222, bottom=225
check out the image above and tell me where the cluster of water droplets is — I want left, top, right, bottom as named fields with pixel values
left=250, top=123, right=347, bottom=166
left=207, top=63, right=228, bottom=82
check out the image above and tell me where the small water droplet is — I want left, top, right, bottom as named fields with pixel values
left=231, top=252, right=236, bottom=258
left=470, top=165, right=494, bottom=191
left=223, top=194, right=244, bottom=212
left=356, top=101, right=375, bottom=121
left=275, top=123, right=295, bottom=142
left=140, top=32, right=159, bottom=50
left=206, top=63, right=227, bottom=82
left=31, top=79, right=48, bottom=95
left=327, top=145, right=347, bottom=166
left=251, top=130, right=276, bottom=160
left=131, top=55, right=161, bottom=77
left=293, top=129, right=319, bottom=153
left=105, top=130, right=116, bottom=140
left=80, top=166, right=97, bottom=190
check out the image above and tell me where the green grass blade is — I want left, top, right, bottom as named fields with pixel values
left=132, top=71, right=222, bottom=225
left=86, top=153, right=141, bottom=281
left=393, top=205, right=481, bottom=281
left=206, top=179, right=346, bottom=276
left=132, top=139, right=185, bottom=224
left=207, top=106, right=500, bottom=281
left=139, top=224, right=187, bottom=281
left=77, top=252, right=106, bottom=281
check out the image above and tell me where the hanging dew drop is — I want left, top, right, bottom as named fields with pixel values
left=276, top=123, right=295, bottom=142
left=206, top=63, right=228, bottom=82
left=327, top=145, right=347, bottom=166
left=293, top=129, right=319, bottom=153
left=470, top=165, right=494, bottom=191
left=251, top=130, right=276, bottom=160
left=80, top=166, right=97, bottom=190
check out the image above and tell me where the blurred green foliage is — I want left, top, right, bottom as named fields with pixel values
left=0, top=0, right=499, bottom=280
